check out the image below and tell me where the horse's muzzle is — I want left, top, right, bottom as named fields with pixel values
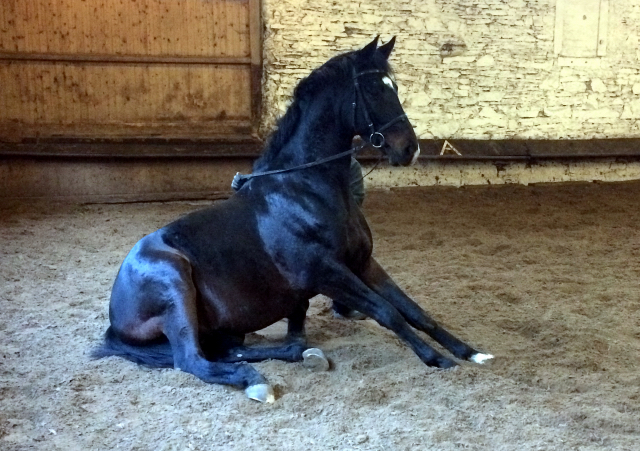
left=387, top=140, right=420, bottom=166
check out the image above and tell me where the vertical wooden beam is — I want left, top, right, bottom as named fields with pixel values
left=249, top=0, right=263, bottom=136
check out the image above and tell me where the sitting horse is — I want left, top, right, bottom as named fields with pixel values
left=93, top=37, right=492, bottom=403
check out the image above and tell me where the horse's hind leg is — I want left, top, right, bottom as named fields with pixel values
left=110, top=246, right=273, bottom=402
left=158, top=272, right=273, bottom=401
left=212, top=300, right=330, bottom=371
left=332, top=300, right=368, bottom=320
left=361, top=258, right=493, bottom=364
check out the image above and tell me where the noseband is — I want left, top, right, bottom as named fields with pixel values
left=352, top=68, right=408, bottom=148
left=231, top=66, right=408, bottom=191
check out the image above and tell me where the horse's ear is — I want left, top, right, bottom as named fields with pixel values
left=378, top=36, right=396, bottom=60
left=361, top=35, right=380, bottom=58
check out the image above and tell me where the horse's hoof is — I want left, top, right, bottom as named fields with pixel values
left=436, top=357, right=457, bottom=369
left=245, top=384, right=275, bottom=403
left=470, top=353, right=494, bottom=364
left=334, top=310, right=368, bottom=321
left=302, top=348, right=330, bottom=372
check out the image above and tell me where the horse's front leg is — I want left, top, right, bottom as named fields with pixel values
left=320, top=264, right=456, bottom=368
left=361, top=258, right=493, bottom=364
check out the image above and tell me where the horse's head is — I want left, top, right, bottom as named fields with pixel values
left=351, top=36, right=419, bottom=166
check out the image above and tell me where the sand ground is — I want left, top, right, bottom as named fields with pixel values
left=1, top=181, right=639, bottom=450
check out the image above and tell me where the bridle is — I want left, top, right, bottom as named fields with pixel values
left=352, top=67, right=407, bottom=149
left=231, top=66, right=408, bottom=191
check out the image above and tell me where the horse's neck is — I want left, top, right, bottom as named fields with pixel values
left=263, top=97, right=354, bottom=169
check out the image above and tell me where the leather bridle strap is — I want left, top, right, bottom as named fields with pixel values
left=231, top=143, right=366, bottom=191
left=231, top=66, right=407, bottom=191
left=352, top=67, right=407, bottom=148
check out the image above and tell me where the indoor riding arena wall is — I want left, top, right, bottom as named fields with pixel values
left=3, top=1, right=640, bottom=201
left=261, top=0, right=640, bottom=141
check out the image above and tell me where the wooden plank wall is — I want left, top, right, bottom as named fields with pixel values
left=0, top=0, right=261, bottom=142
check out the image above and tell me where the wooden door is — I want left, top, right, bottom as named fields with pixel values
left=0, top=0, right=261, bottom=142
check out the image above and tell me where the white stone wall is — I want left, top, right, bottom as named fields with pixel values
left=261, top=0, right=640, bottom=141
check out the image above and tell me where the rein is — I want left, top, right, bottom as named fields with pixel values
left=231, top=144, right=366, bottom=191
left=231, top=68, right=407, bottom=192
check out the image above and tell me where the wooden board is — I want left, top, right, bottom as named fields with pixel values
left=0, top=0, right=261, bottom=142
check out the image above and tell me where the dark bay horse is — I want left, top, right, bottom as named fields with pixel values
left=93, top=37, right=492, bottom=403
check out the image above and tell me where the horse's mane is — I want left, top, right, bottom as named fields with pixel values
left=254, top=49, right=392, bottom=170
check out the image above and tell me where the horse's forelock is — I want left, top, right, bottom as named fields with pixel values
left=296, top=48, right=392, bottom=100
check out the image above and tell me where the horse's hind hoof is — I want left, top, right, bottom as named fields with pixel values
left=436, top=357, right=457, bottom=369
left=302, top=348, right=330, bottom=372
left=245, top=384, right=275, bottom=403
left=334, top=310, right=368, bottom=321
left=470, top=353, right=494, bottom=364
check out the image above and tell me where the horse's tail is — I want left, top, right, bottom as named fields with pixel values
left=91, top=326, right=174, bottom=368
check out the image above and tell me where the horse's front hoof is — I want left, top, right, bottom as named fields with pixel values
left=302, top=348, right=330, bottom=371
left=245, top=384, right=275, bottom=403
left=469, top=353, right=494, bottom=364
